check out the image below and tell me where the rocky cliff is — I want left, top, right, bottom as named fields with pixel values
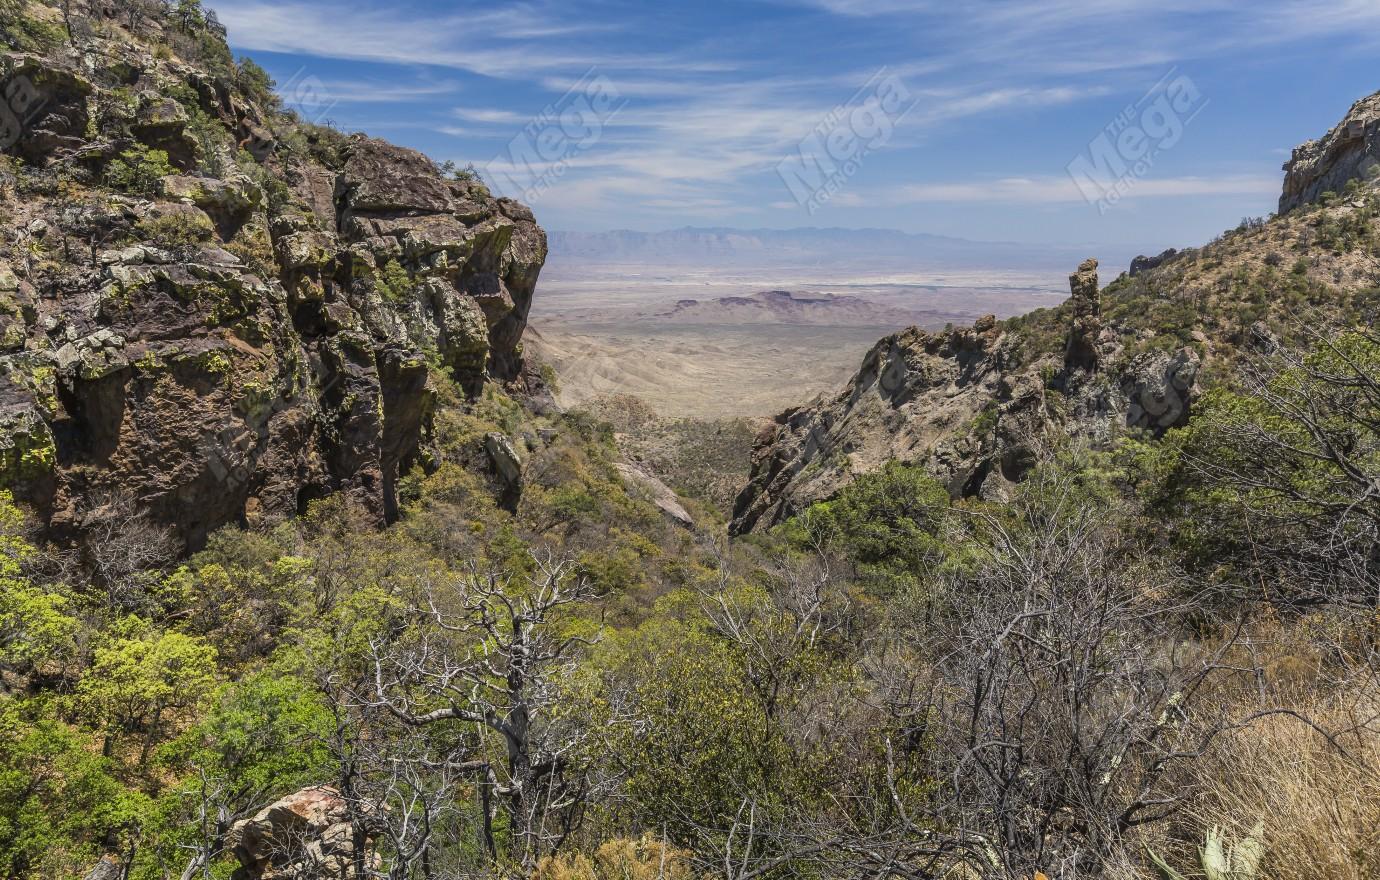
left=1280, top=89, right=1380, bottom=214
left=729, top=267, right=1195, bottom=534
left=0, top=1, right=546, bottom=550
left=732, top=92, right=1380, bottom=535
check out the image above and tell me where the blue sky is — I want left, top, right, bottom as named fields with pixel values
left=216, top=0, right=1380, bottom=257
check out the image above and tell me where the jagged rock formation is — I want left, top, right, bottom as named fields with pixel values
left=228, top=787, right=376, bottom=880
left=0, top=4, right=545, bottom=550
left=1129, top=248, right=1177, bottom=277
left=1281, top=89, right=1380, bottom=213
left=732, top=90, right=1380, bottom=535
left=1064, top=258, right=1101, bottom=372
left=729, top=262, right=1206, bottom=534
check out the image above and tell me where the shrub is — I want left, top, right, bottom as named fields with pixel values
left=104, top=146, right=173, bottom=195
left=135, top=210, right=216, bottom=249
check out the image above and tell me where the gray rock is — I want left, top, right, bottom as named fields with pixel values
left=616, top=461, right=694, bottom=527
left=1281, top=90, right=1380, bottom=213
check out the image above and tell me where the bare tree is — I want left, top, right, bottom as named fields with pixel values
left=80, top=489, right=179, bottom=613
left=363, top=552, right=603, bottom=874
left=1182, top=323, right=1380, bottom=606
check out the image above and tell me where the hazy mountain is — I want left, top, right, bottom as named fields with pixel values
left=548, top=226, right=1095, bottom=271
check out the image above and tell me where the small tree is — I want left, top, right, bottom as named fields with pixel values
left=363, top=554, right=602, bottom=873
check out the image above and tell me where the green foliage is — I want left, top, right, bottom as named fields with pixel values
left=77, top=623, right=219, bottom=757
left=104, top=146, right=173, bottom=195
left=1132, top=331, right=1380, bottom=597
left=0, top=493, right=78, bottom=675
left=597, top=609, right=800, bottom=839
left=158, top=666, right=333, bottom=818
left=788, top=460, right=950, bottom=590
left=0, top=704, right=144, bottom=878
left=375, top=258, right=414, bottom=302
left=0, top=0, right=67, bottom=52
left=135, top=210, right=216, bottom=249
left=234, top=57, right=279, bottom=109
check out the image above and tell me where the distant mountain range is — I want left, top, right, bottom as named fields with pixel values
left=547, top=227, right=1097, bottom=271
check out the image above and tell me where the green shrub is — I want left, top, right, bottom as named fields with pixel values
left=104, top=146, right=173, bottom=195
left=135, top=210, right=216, bottom=249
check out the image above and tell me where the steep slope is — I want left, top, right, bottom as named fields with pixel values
left=731, top=90, right=1380, bottom=534
left=0, top=1, right=546, bottom=550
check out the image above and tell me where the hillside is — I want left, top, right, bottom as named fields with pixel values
left=4, top=4, right=1380, bottom=880
left=731, top=91, right=1380, bottom=533
left=0, top=0, right=546, bottom=551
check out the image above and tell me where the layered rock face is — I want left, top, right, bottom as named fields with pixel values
left=0, top=10, right=545, bottom=550
left=1281, top=89, right=1380, bottom=213
left=730, top=264, right=1200, bottom=535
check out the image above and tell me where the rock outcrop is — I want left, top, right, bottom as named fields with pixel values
left=1064, top=258, right=1101, bottom=372
left=1281, top=89, right=1380, bottom=213
left=228, top=787, right=376, bottom=880
left=730, top=261, right=1203, bottom=535
left=1129, top=248, right=1177, bottom=277
left=0, top=11, right=545, bottom=550
left=730, top=314, right=1030, bottom=534
left=615, top=460, right=694, bottom=527
left=732, top=86, right=1380, bottom=536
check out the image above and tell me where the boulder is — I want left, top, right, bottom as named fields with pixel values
left=337, top=136, right=459, bottom=214
left=1121, top=348, right=1199, bottom=434
left=228, top=786, right=377, bottom=880
left=616, top=461, right=694, bottom=527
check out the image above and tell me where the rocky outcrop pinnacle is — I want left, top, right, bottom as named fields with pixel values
left=731, top=88, right=1380, bottom=536
left=729, top=259, right=1202, bottom=535
left=1064, top=258, right=1100, bottom=372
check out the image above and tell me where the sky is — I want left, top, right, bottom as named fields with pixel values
left=215, top=0, right=1380, bottom=259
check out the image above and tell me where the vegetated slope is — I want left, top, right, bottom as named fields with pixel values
left=0, top=0, right=546, bottom=551
left=731, top=90, right=1380, bottom=534
left=3, top=9, right=1379, bottom=876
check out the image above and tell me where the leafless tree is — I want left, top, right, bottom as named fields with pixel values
left=909, top=473, right=1250, bottom=878
left=362, top=552, right=604, bottom=874
left=1183, top=322, right=1380, bottom=606
left=80, top=489, right=179, bottom=613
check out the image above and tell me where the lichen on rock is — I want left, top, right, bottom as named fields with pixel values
left=0, top=8, right=546, bottom=552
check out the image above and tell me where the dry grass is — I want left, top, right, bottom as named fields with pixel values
left=532, top=836, right=696, bottom=880
left=1188, top=689, right=1380, bottom=880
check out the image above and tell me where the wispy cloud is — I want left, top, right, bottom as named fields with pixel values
left=216, top=0, right=1370, bottom=234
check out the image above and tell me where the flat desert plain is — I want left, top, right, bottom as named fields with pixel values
left=529, top=263, right=1072, bottom=418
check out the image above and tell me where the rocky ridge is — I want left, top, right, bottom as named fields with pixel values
left=0, top=1, right=546, bottom=550
left=731, top=90, right=1380, bottom=534
left=1280, top=89, right=1380, bottom=214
